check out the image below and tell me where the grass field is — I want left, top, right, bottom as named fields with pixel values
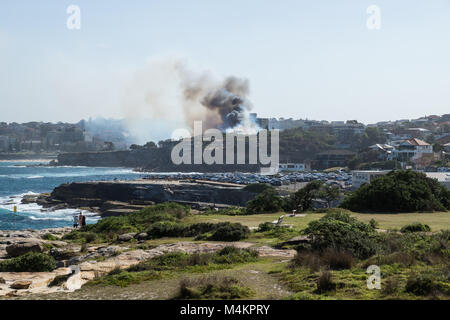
left=185, top=210, right=450, bottom=232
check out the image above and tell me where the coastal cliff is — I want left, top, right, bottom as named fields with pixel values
left=46, top=179, right=257, bottom=215
left=57, top=149, right=264, bottom=172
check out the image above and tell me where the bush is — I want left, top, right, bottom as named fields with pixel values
left=245, top=188, right=283, bottom=214
left=128, top=247, right=258, bottom=273
left=175, top=276, right=254, bottom=300
left=243, top=183, right=272, bottom=193
left=257, top=222, right=276, bottom=232
left=302, top=212, right=377, bottom=259
left=78, top=203, right=189, bottom=238
left=41, top=233, right=58, bottom=241
left=146, top=221, right=186, bottom=239
left=316, top=271, right=336, bottom=293
left=341, top=170, right=450, bottom=212
left=208, top=222, right=250, bottom=241
left=291, top=249, right=353, bottom=271
left=0, top=252, right=56, bottom=272
left=400, top=223, right=431, bottom=233
left=405, top=274, right=440, bottom=296
left=212, top=247, right=258, bottom=264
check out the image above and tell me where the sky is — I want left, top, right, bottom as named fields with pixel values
left=0, top=0, right=449, bottom=130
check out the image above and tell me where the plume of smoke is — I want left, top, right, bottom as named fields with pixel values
left=121, top=57, right=260, bottom=139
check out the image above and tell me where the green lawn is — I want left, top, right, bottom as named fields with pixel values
left=185, top=211, right=450, bottom=232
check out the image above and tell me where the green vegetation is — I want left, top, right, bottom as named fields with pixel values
left=175, top=276, right=254, bottom=300
left=41, top=233, right=58, bottom=241
left=401, top=223, right=431, bottom=233
left=280, top=213, right=449, bottom=299
left=302, top=212, right=378, bottom=259
left=243, top=183, right=272, bottom=194
left=341, top=170, right=450, bottom=212
left=87, top=248, right=259, bottom=287
left=62, top=203, right=249, bottom=242
left=245, top=188, right=284, bottom=214
left=146, top=221, right=250, bottom=241
left=0, top=252, right=56, bottom=272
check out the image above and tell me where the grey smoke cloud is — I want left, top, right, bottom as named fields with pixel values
left=121, top=57, right=254, bottom=135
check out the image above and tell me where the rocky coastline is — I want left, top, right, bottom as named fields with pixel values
left=0, top=227, right=295, bottom=298
left=23, top=179, right=257, bottom=217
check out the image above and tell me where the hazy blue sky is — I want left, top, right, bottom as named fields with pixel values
left=1, top=0, right=449, bottom=126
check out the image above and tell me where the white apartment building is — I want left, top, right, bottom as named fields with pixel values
left=391, top=138, right=433, bottom=161
left=352, top=170, right=391, bottom=188
left=279, top=163, right=307, bottom=172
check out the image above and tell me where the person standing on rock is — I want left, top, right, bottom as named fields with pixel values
left=79, top=212, right=86, bottom=227
left=73, top=215, right=79, bottom=228
left=81, top=214, right=86, bottom=227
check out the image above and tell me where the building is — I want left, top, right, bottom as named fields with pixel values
left=312, top=150, right=356, bottom=170
left=368, top=144, right=395, bottom=160
left=391, top=138, right=433, bottom=162
left=0, top=135, right=9, bottom=152
left=279, top=163, right=308, bottom=172
left=425, top=172, right=450, bottom=190
left=352, top=170, right=391, bottom=188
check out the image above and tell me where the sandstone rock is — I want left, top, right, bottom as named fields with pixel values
left=21, top=194, right=38, bottom=204
left=6, top=241, right=42, bottom=257
left=281, top=236, right=311, bottom=246
left=136, top=233, right=148, bottom=241
left=49, top=240, right=67, bottom=248
left=117, top=233, right=136, bottom=242
left=10, top=281, right=32, bottom=290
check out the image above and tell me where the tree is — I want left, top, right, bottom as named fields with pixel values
left=288, top=180, right=323, bottom=211
left=245, top=188, right=283, bottom=214
left=319, top=184, right=341, bottom=208
left=341, top=170, right=450, bottom=212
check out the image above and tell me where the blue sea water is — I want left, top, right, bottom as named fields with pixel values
left=0, top=161, right=147, bottom=230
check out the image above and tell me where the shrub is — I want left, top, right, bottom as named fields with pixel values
left=257, top=222, right=276, bottom=232
left=405, top=274, right=439, bottom=296
left=76, top=203, right=190, bottom=238
left=212, top=247, right=258, bottom=264
left=146, top=221, right=186, bottom=239
left=291, top=249, right=353, bottom=271
left=208, top=222, right=250, bottom=241
left=41, top=233, right=58, bottom=241
left=302, top=212, right=377, bottom=259
left=0, top=252, right=56, bottom=272
left=316, top=271, right=336, bottom=293
left=175, top=276, right=254, bottom=300
left=321, top=249, right=354, bottom=270
left=400, top=223, right=431, bottom=233
left=363, top=252, right=416, bottom=268
left=243, top=183, right=272, bottom=193
left=369, top=219, right=379, bottom=229
left=341, top=170, right=450, bottom=212
left=382, top=278, right=400, bottom=295
left=245, top=188, right=283, bottom=214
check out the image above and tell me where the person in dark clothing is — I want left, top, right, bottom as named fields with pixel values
left=78, top=212, right=86, bottom=227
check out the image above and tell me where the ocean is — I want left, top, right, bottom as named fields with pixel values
left=0, top=161, right=147, bottom=230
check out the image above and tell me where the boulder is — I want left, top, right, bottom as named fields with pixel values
left=6, top=241, right=42, bottom=257
left=117, top=233, right=136, bottom=242
left=135, top=233, right=148, bottom=241
left=0, top=277, right=5, bottom=284
left=282, top=236, right=311, bottom=246
left=10, top=281, right=32, bottom=290
left=21, top=194, right=38, bottom=204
